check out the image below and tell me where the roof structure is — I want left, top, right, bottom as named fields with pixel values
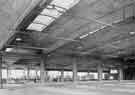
left=0, top=0, right=135, bottom=71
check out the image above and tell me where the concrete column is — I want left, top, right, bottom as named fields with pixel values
left=118, top=67, right=123, bottom=81
left=7, top=65, right=13, bottom=83
left=0, top=54, right=3, bottom=88
left=60, top=70, right=64, bottom=82
left=23, top=69, right=25, bottom=79
left=40, top=55, right=47, bottom=83
left=24, top=68, right=27, bottom=80
left=87, top=70, right=90, bottom=76
left=45, top=71, right=48, bottom=82
left=97, top=64, right=103, bottom=81
left=27, top=66, right=30, bottom=80
left=87, top=71, right=90, bottom=77
left=7, top=67, right=9, bottom=82
left=7, top=66, right=11, bottom=83
left=108, top=68, right=111, bottom=80
left=35, top=70, right=38, bottom=80
left=72, top=58, right=78, bottom=82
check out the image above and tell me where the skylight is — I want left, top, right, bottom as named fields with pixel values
left=46, top=5, right=66, bottom=12
left=51, top=0, right=80, bottom=9
left=41, top=8, right=62, bottom=18
left=33, top=15, right=55, bottom=25
left=27, top=0, right=80, bottom=31
left=27, top=23, right=46, bottom=31
left=5, top=48, right=13, bottom=52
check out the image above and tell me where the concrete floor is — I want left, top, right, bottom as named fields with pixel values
left=0, top=81, right=135, bottom=95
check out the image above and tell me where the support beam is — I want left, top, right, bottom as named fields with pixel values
left=60, top=70, right=64, bottom=82
left=7, top=66, right=11, bottom=83
left=40, top=55, right=47, bottom=83
left=72, top=58, right=78, bottom=82
left=23, top=69, right=26, bottom=80
left=87, top=71, right=90, bottom=76
left=118, top=67, right=124, bottom=81
left=6, top=44, right=49, bottom=51
left=35, top=69, right=39, bottom=80
left=18, top=31, right=79, bottom=42
left=27, top=66, right=30, bottom=80
left=108, top=67, right=111, bottom=80
left=0, top=54, right=3, bottom=88
left=97, top=64, right=103, bottom=81
left=40, top=58, right=45, bottom=83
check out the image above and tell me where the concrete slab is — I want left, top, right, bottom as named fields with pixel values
left=0, top=81, right=135, bottom=95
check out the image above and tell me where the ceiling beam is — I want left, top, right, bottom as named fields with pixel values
left=2, top=51, right=40, bottom=59
left=2, top=0, right=45, bottom=49
left=6, top=44, right=49, bottom=51
left=16, top=31, right=79, bottom=42
left=65, top=10, right=135, bottom=34
left=46, top=5, right=135, bottom=54
left=85, top=34, right=135, bottom=54
left=96, top=2, right=135, bottom=20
